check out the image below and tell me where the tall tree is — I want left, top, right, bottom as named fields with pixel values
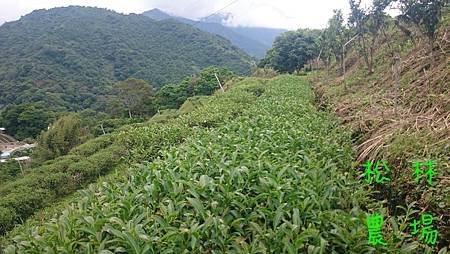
left=113, top=78, right=155, bottom=118
left=34, top=113, right=91, bottom=161
left=324, top=10, right=347, bottom=73
left=259, top=29, right=320, bottom=73
left=348, top=0, right=391, bottom=74
left=398, top=0, right=446, bottom=65
left=348, top=0, right=373, bottom=74
left=0, top=103, right=55, bottom=140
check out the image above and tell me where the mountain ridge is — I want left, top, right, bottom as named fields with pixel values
left=0, top=6, right=252, bottom=111
left=142, top=8, right=287, bottom=58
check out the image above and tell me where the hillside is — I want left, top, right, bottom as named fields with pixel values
left=143, top=9, right=286, bottom=58
left=0, top=6, right=252, bottom=111
left=309, top=13, right=450, bottom=250
left=2, top=75, right=369, bottom=252
left=0, top=2, right=448, bottom=253
left=2, top=75, right=445, bottom=252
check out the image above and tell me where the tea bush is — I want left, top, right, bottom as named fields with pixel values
left=4, top=75, right=441, bottom=252
left=4, top=76, right=379, bottom=253
left=0, top=79, right=265, bottom=238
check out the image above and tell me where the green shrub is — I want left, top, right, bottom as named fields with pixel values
left=68, top=134, right=113, bottom=157
left=2, top=76, right=379, bottom=252
left=0, top=162, right=21, bottom=183
left=0, top=208, right=15, bottom=235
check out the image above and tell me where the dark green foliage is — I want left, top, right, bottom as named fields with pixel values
left=155, top=67, right=235, bottom=110
left=0, top=161, right=21, bottom=183
left=0, top=208, right=15, bottom=234
left=78, top=109, right=144, bottom=136
left=0, top=6, right=252, bottom=111
left=259, top=29, right=320, bottom=73
left=0, top=103, right=55, bottom=140
left=155, top=84, right=189, bottom=110
left=112, top=78, right=155, bottom=118
left=399, top=0, right=446, bottom=41
left=190, top=67, right=234, bottom=95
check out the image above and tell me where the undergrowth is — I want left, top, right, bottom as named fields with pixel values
left=310, top=20, right=450, bottom=250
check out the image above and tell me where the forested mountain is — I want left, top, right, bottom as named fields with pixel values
left=143, top=9, right=286, bottom=58
left=0, top=6, right=252, bottom=111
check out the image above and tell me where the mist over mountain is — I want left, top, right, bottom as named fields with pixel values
left=0, top=6, right=252, bottom=110
left=143, top=8, right=287, bottom=58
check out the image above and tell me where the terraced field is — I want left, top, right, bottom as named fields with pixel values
left=2, top=76, right=440, bottom=253
left=0, top=134, right=16, bottom=144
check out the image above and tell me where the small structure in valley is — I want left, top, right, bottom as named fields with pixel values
left=1, top=151, right=11, bottom=159
left=0, top=129, right=36, bottom=163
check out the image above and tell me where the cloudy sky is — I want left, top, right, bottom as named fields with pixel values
left=0, top=0, right=377, bottom=30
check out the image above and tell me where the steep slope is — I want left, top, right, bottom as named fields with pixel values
left=311, top=18, right=450, bottom=249
left=0, top=6, right=252, bottom=110
left=143, top=9, right=285, bottom=58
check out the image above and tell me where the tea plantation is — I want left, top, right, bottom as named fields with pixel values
left=3, top=76, right=434, bottom=253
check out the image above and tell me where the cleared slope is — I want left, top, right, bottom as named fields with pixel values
left=311, top=21, right=449, bottom=249
left=0, top=6, right=252, bottom=110
left=5, top=75, right=377, bottom=253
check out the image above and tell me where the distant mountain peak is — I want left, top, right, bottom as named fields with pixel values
left=142, top=8, right=173, bottom=21
left=200, top=13, right=234, bottom=25
left=142, top=9, right=286, bottom=58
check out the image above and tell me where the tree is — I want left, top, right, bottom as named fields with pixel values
left=34, top=113, right=91, bottom=161
left=399, top=0, right=446, bottom=41
left=155, top=84, right=189, bottom=110
left=191, top=67, right=234, bottom=96
left=113, top=78, right=155, bottom=118
left=322, top=10, right=347, bottom=73
left=154, top=67, right=235, bottom=110
left=348, top=0, right=373, bottom=74
left=0, top=103, right=55, bottom=140
left=259, top=29, right=320, bottom=73
left=398, top=0, right=446, bottom=65
left=348, top=0, right=392, bottom=74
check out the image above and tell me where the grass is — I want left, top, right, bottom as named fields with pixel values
left=309, top=21, right=450, bottom=251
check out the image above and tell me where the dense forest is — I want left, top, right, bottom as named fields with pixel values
left=0, top=6, right=252, bottom=112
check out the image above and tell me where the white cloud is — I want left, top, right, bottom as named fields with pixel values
left=0, top=0, right=393, bottom=30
